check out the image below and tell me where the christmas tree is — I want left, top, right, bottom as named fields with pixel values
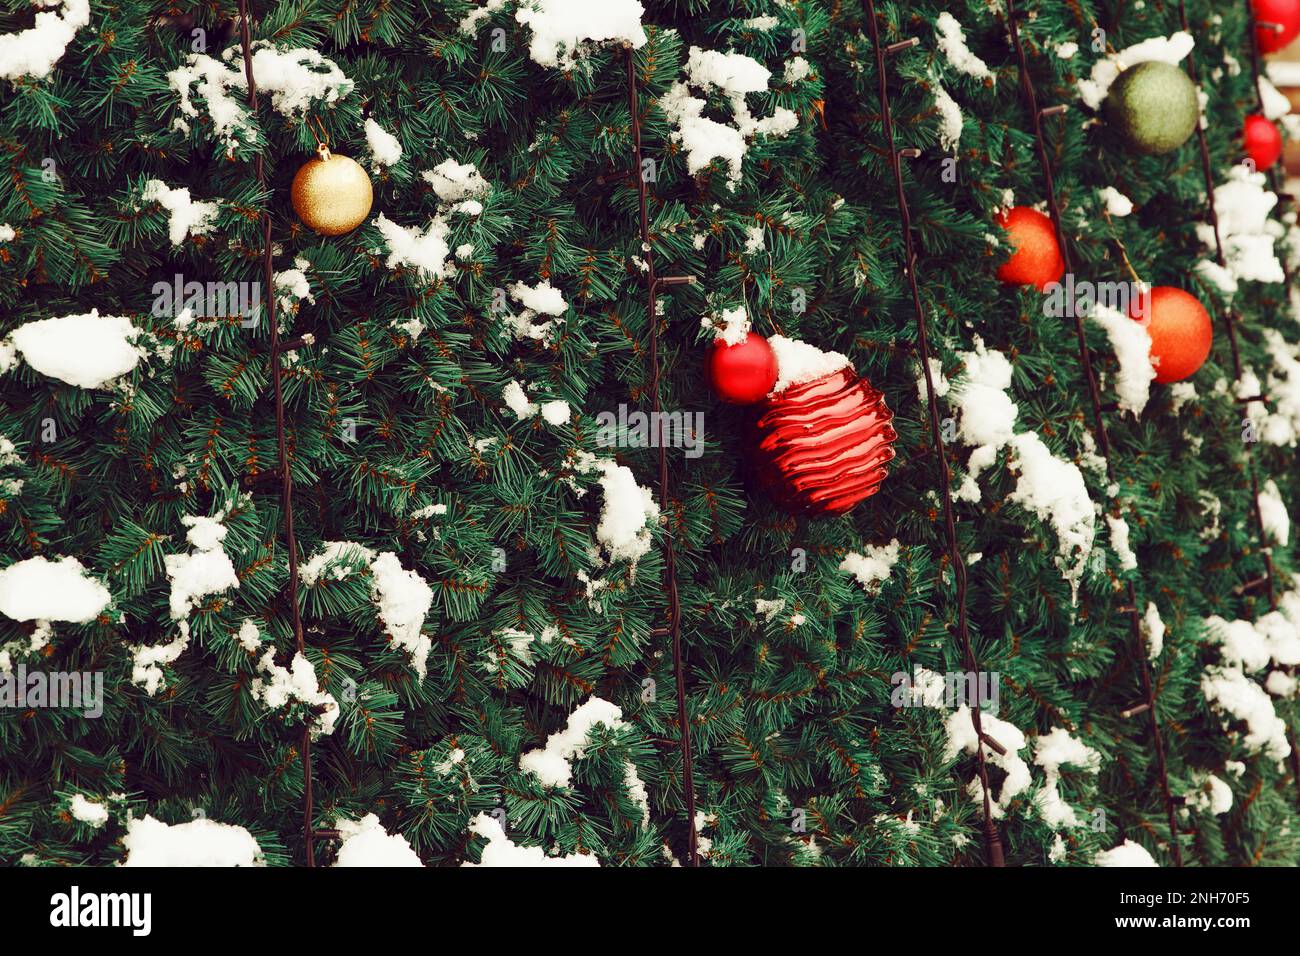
left=3, top=0, right=1300, bottom=868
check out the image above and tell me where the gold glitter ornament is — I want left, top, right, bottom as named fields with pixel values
left=290, top=144, right=373, bottom=236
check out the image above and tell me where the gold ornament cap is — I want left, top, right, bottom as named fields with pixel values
left=291, top=144, right=374, bottom=236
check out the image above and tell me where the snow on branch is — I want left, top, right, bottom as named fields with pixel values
left=299, top=542, right=433, bottom=679
left=0, top=0, right=90, bottom=82
left=167, top=44, right=353, bottom=152
left=333, top=814, right=423, bottom=866
left=518, top=696, right=650, bottom=828
left=930, top=339, right=1096, bottom=601
left=462, top=812, right=599, bottom=866
left=121, top=815, right=264, bottom=867
left=573, top=454, right=659, bottom=568
left=140, top=180, right=219, bottom=246
left=5, top=311, right=145, bottom=389
left=514, top=0, right=647, bottom=70
left=659, top=46, right=798, bottom=190
left=0, top=555, right=111, bottom=623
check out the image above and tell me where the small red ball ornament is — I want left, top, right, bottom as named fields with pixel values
left=751, top=366, right=897, bottom=517
left=1131, top=286, right=1213, bottom=384
left=1254, top=0, right=1300, bottom=54
left=708, top=332, right=779, bottom=404
left=995, top=206, right=1065, bottom=291
left=1243, top=114, right=1283, bottom=170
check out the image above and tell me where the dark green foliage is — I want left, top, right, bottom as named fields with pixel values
left=1, top=0, right=1298, bottom=867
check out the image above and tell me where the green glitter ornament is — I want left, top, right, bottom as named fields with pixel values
left=1105, top=61, right=1199, bottom=155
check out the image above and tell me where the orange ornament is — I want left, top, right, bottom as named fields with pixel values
left=1131, top=286, right=1213, bottom=384
left=995, top=206, right=1065, bottom=290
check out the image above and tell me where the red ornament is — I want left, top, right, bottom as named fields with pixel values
left=1254, top=0, right=1300, bottom=54
left=1131, top=286, right=1213, bottom=384
left=1244, top=114, right=1283, bottom=170
left=751, top=366, right=897, bottom=516
left=995, top=206, right=1065, bottom=291
left=709, top=332, right=779, bottom=404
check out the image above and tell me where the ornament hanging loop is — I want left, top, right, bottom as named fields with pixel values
left=308, top=116, right=331, bottom=162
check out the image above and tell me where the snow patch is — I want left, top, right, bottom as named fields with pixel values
left=69, top=794, right=109, bottom=828
left=0, top=555, right=110, bottom=623
left=1099, top=186, right=1134, bottom=218
left=1106, top=514, right=1137, bottom=571
left=369, top=553, right=434, bottom=679
left=1257, top=77, right=1292, bottom=121
left=168, top=45, right=352, bottom=151
left=1090, top=304, right=1154, bottom=416
left=1096, top=839, right=1158, bottom=867
left=701, top=306, right=751, bottom=346
left=515, top=0, right=646, bottom=70
left=1033, top=727, right=1101, bottom=829
left=944, top=706, right=1030, bottom=819
left=574, top=455, right=659, bottom=567
left=141, top=180, right=218, bottom=245
left=165, top=511, right=238, bottom=621
left=839, top=540, right=901, bottom=592
left=1258, top=479, right=1290, bottom=546
left=1143, top=602, right=1165, bottom=660
left=0, top=0, right=90, bottom=82
left=504, top=280, right=568, bottom=341
left=129, top=624, right=190, bottom=696
left=934, top=13, right=992, bottom=81
left=9, top=311, right=143, bottom=388
left=1195, top=167, right=1284, bottom=285
left=249, top=647, right=340, bottom=739
left=1185, top=773, right=1232, bottom=815
left=334, top=814, right=423, bottom=866
left=122, top=815, right=264, bottom=867
left=364, top=117, right=403, bottom=171
left=519, top=696, right=625, bottom=787
left=299, top=543, right=432, bottom=678
left=1202, top=663, right=1292, bottom=760
left=932, top=80, right=964, bottom=150
left=515, top=697, right=649, bottom=828
left=463, top=812, right=599, bottom=866
left=375, top=214, right=452, bottom=279
left=766, top=334, right=850, bottom=394
left=658, top=46, right=798, bottom=189
left=422, top=159, right=490, bottom=203
left=943, top=340, right=1095, bottom=601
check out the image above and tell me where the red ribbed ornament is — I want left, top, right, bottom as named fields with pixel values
left=751, top=366, right=897, bottom=517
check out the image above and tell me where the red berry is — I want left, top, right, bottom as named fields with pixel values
left=1244, top=114, right=1283, bottom=170
left=708, top=332, right=779, bottom=404
left=995, top=206, right=1065, bottom=291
